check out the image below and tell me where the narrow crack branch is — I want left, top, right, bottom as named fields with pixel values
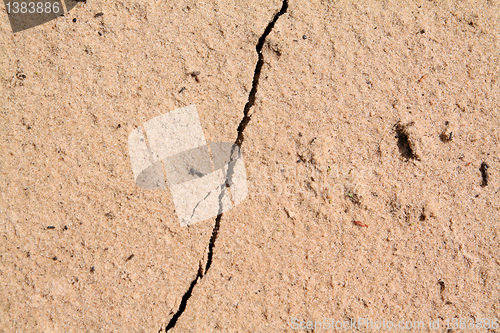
left=163, top=2, right=288, bottom=331
left=190, top=188, right=214, bottom=220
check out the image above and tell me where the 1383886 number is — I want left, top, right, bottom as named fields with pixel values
left=5, top=2, right=60, bottom=14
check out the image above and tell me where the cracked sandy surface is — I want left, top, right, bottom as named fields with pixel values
left=1, top=1, right=281, bottom=331
left=164, top=1, right=500, bottom=332
left=163, top=3, right=288, bottom=331
left=1, top=0, right=500, bottom=332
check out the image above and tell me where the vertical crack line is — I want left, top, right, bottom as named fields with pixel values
left=206, top=0, right=288, bottom=283
left=205, top=207, right=222, bottom=273
left=164, top=263, right=204, bottom=331
left=163, top=1, right=288, bottom=331
left=235, top=0, right=289, bottom=147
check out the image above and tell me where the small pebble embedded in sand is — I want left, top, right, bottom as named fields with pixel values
left=480, top=162, right=489, bottom=187
left=440, top=121, right=455, bottom=143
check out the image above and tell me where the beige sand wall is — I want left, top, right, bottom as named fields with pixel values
left=1, top=0, right=499, bottom=332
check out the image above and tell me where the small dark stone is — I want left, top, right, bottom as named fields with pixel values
left=94, top=12, right=104, bottom=18
left=480, top=162, right=489, bottom=187
left=189, top=71, right=200, bottom=82
left=302, top=35, right=307, bottom=39
left=90, top=266, right=95, bottom=273
left=98, top=31, right=103, bottom=36
left=72, top=18, right=77, bottom=22
left=53, top=256, right=58, bottom=261
left=47, top=226, right=55, bottom=229
left=438, top=280, right=445, bottom=292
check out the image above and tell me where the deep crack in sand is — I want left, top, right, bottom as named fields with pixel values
left=163, top=1, right=288, bottom=331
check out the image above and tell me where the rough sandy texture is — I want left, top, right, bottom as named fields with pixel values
left=1, top=0, right=499, bottom=332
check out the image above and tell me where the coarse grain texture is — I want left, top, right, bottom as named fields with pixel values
left=0, top=1, right=280, bottom=331
left=170, top=0, right=500, bottom=331
left=1, top=0, right=500, bottom=332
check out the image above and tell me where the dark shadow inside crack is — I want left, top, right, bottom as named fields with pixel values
left=163, top=1, right=289, bottom=331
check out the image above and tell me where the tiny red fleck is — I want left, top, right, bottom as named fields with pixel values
left=353, top=220, right=368, bottom=227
